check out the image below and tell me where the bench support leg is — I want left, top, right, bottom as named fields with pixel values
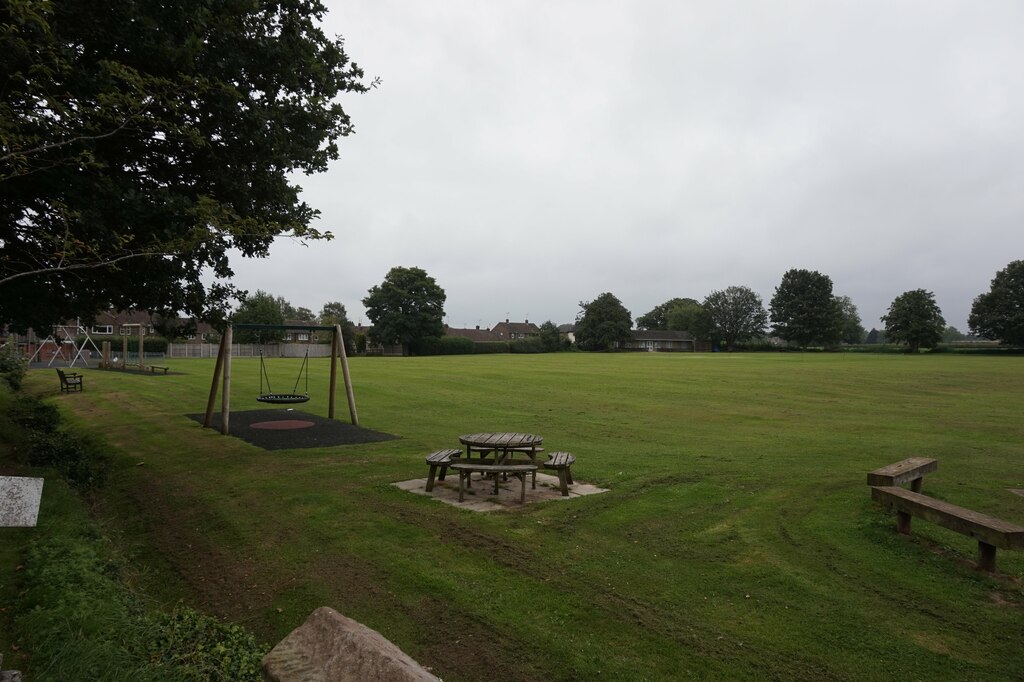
left=519, top=473, right=527, bottom=503
left=426, top=465, right=438, bottom=492
left=458, top=470, right=466, bottom=502
left=910, top=478, right=923, bottom=493
left=557, top=470, right=569, bottom=497
left=978, top=542, right=997, bottom=572
left=896, top=510, right=912, bottom=535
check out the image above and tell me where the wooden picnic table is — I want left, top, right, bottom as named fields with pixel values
left=458, top=432, right=544, bottom=464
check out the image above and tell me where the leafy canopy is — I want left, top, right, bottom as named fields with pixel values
left=636, top=298, right=698, bottom=330
left=881, top=289, right=946, bottom=352
left=362, top=267, right=446, bottom=346
left=702, top=286, right=767, bottom=350
left=969, top=260, right=1024, bottom=346
left=231, top=290, right=285, bottom=343
left=575, top=293, right=632, bottom=351
left=0, top=0, right=372, bottom=331
left=318, top=301, right=356, bottom=353
left=770, top=269, right=842, bottom=348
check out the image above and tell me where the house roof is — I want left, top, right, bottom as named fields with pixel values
left=491, top=320, right=540, bottom=336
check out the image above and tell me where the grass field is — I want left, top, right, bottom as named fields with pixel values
left=12, top=352, right=1024, bottom=680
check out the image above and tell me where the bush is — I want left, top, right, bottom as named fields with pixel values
left=91, top=336, right=169, bottom=353
left=16, top=534, right=268, bottom=681
left=147, top=607, right=268, bottom=681
left=509, top=338, right=546, bottom=353
left=409, top=336, right=475, bottom=356
left=9, top=395, right=61, bottom=434
left=0, top=342, right=28, bottom=389
left=473, top=342, right=510, bottom=354
left=28, top=429, right=111, bottom=490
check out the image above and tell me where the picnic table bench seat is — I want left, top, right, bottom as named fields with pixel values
left=543, top=451, right=576, bottom=496
left=867, top=457, right=937, bottom=492
left=424, top=448, right=462, bottom=492
left=449, top=461, right=538, bottom=504
left=56, top=369, right=83, bottom=393
left=871, top=485, right=1024, bottom=572
left=148, top=365, right=170, bottom=374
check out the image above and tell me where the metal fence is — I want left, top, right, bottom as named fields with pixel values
left=167, top=343, right=333, bottom=358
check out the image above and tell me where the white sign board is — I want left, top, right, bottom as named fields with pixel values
left=0, top=476, right=44, bottom=527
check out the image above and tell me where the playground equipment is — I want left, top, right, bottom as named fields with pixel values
left=203, top=323, right=358, bottom=435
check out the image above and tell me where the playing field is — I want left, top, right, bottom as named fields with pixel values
left=25, top=352, right=1024, bottom=680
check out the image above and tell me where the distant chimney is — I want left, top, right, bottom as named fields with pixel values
left=475, top=325, right=479, bottom=330
left=525, top=319, right=529, bottom=324
left=506, top=318, right=509, bottom=323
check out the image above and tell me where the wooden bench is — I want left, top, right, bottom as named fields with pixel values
left=867, top=457, right=937, bottom=492
left=543, top=451, right=577, bottom=496
left=468, top=445, right=545, bottom=489
left=148, top=365, right=170, bottom=374
left=424, top=448, right=462, bottom=492
left=449, top=462, right=538, bottom=504
left=55, top=369, right=83, bottom=393
left=871, top=486, right=1024, bottom=572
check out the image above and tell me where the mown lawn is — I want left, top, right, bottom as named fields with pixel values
left=18, top=352, right=1024, bottom=680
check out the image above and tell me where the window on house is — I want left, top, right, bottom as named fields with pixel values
left=92, top=325, right=113, bottom=335
left=298, top=333, right=309, bottom=341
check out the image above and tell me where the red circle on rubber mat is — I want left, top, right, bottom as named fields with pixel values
left=250, top=420, right=316, bottom=430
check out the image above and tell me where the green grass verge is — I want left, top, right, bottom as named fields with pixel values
left=6, top=353, right=1024, bottom=681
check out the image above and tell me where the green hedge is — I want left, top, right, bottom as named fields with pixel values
left=80, top=336, right=169, bottom=353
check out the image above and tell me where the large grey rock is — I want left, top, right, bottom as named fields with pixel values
left=262, top=607, right=439, bottom=682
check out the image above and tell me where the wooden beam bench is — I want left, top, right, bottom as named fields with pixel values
left=871, top=486, right=1024, bottom=572
left=468, top=445, right=545, bottom=489
left=148, top=365, right=170, bottom=374
left=449, top=462, right=538, bottom=504
left=867, top=457, right=937, bottom=492
left=424, top=448, right=462, bottom=492
left=543, top=451, right=577, bottom=496
left=56, top=369, right=83, bottom=393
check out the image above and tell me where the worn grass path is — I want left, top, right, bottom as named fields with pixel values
left=28, top=352, right=1024, bottom=681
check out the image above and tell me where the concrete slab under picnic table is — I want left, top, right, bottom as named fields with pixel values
left=394, top=472, right=608, bottom=512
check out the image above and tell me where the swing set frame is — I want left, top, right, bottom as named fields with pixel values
left=203, top=323, right=358, bottom=435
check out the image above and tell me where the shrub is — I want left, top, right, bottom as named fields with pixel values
left=0, top=342, right=28, bottom=389
left=9, top=395, right=62, bottom=434
left=509, top=338, right=546, bottom=353
left=28, top=429, right=111, bottom=490
left=16, top=534, right=268, bottom=681
left=147, top=607, right=268, bottom=681
left=473, top=342, right=510, bottom=354
left=409, top=336, right=475, bottom=356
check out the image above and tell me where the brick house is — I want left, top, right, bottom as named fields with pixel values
left=490, top=319, right=539, bottom=341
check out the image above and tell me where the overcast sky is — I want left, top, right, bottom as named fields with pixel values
left=227, top=0, right=1023, bottom=332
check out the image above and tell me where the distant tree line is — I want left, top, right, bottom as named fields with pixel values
left=224, top=261, right=1024, bottom=355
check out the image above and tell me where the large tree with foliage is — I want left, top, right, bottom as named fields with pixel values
left=770, top=269, right=842, bottom=348
left=231, top=290, right=285, bottom=343
left=666, top=301, right=712, bottom=339
left=702, top=286, right=768, bottom=350
left=318, top=300, right=355, bottom=353
left=881, top=289, right=945, bottom=352
left=969, top=260, right=1024, bottom=346
left=362, top=267, right=446, bottom=348
left=636, top=298, right=699, bottom=330
left=835, top=295, right=866, bottom=345
left=537, top=321, right=564, bottom=352
left=0, top=0, right=372, bottom=332
left=575, top=293, right=632, bottom=351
